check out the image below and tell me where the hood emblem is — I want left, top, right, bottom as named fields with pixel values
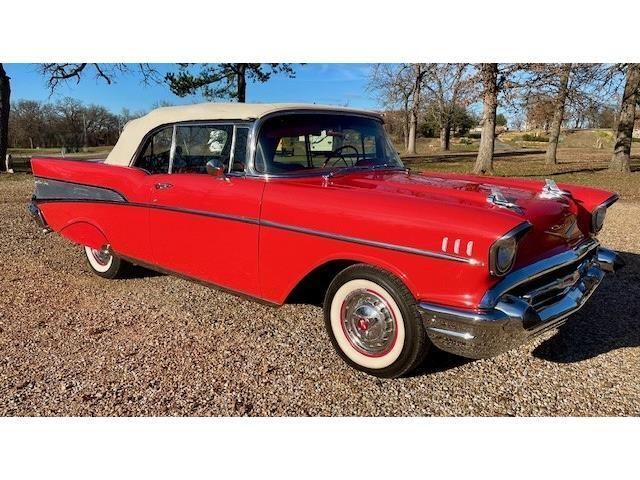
left=487, top=188, right=522, bottom=214
left=546, top=215, right=582, bottom=241
left=540, top=179, right=571, bottom=199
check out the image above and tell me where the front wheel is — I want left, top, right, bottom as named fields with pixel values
left=84, top=246, right=129, bottom=279
left=323, top=264, right=430, bottom=378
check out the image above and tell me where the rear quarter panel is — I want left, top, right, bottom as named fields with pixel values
left=32, top=157, right=153, bottom=263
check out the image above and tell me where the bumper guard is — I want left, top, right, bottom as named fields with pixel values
left=28, top=200, right=52, bottom=233
left=419, top=241, right=623, bottom=359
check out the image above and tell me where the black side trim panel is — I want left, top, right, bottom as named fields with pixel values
left=34, top=177, right=127, bottom=202
left=33, top=179, right=476, bottom=264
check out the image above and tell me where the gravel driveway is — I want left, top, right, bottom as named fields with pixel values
left=1, top=175, right=638, bottom=416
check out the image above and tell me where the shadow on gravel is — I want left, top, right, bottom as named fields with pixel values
left=533, top=250, right=640, bottom=363
left=123, top=265, right=164, bottom=279
left=408, top=349, right=473, bottom=377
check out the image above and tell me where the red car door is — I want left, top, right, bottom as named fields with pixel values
left=146, top=124, right=264, bottom=297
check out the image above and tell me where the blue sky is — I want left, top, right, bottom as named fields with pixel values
left=4, top=63, right=377, bottom=114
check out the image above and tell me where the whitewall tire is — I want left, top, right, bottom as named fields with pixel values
left=84, top=246, right=129, bottom=279
left=324, top=264, right=430, bottom=378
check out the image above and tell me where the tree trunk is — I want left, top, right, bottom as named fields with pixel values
left=610, top=63, right=639, bottom=173
left=405, top=65, right=422, bottom=155
left=439, top=122, right=451, bottom=151
left=473, top=64, right=498, bottom=174
left=545, top=63, right=572, bottom=165
left=407, top=109, right=417, bottom=155
left=0, top=64, right=10, bottom=173
left=236, top=64, right=247, bottom=103
left=403, top=98, right=410, bottom=149
left=402, top=122, right=409, bottom=150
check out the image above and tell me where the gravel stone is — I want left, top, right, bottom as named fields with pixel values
left=0, top=174, right=638, bottom=416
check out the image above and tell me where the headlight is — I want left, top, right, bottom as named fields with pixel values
left=489, top=222, right=531, bottom=277
left=491, top=238, right=517, bottom=276
left=590, top=194, right=619, bottom=235
left=591, top=206, right=607, bottom=234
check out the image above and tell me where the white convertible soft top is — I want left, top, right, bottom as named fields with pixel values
left=105, top=102, right=381, bottom=166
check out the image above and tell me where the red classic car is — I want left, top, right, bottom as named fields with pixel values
left=29, top=103, right=623, bottom=378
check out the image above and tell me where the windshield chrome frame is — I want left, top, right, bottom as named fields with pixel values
left=245, top=109, right=400, bottom=179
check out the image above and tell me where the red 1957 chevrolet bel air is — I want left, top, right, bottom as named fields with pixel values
left=28, top=103, right=623, bottom=378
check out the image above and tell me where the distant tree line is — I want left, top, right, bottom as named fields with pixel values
left=369, top=63, right=639, bottom=173
left=0, top=62, right=297, bottom=170
left=0, top=62, right=637, bottom=174
left=8, top=98, right=142, bottom=151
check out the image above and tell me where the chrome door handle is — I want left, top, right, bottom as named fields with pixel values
left=154, top=182, right=173, bottom=190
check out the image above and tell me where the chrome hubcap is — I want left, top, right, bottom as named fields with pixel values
left=341, top=289, right=396, bottom=356
left=90, top=248, right=111, bottom=266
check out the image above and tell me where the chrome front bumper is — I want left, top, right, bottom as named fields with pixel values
left=420, top=240, right=623, bottom=359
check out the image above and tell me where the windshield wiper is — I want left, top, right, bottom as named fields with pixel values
left=323, top=163, right=408, bottom=180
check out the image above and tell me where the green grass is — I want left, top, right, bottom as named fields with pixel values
left=8, top=146, right=113, bottom=156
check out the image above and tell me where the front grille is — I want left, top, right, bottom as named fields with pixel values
left=508, top=250, right=596, bottom=309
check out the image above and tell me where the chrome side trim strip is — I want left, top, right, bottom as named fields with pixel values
left=260, top=219, right=479, bottom=264
left=35, top=189, right=479, bottom=264
left=34, top=198, right=261, bottom=226
left=146, top=203, right=260, bottom=225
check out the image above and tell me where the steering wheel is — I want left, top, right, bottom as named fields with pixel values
left=322, top=145, right=360, bottom=168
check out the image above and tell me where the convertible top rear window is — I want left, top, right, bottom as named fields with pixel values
left=255, top=114, right=402, bottom=175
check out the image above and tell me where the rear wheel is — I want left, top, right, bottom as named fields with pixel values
left=84, top=246, right=129, bottom=279
left=323, top=264, right=430, bottom=378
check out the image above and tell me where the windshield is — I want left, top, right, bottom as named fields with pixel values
left=254, top=113, right=403, bottom=175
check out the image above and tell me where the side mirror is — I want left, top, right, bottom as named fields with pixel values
left=206, top=159, right=226, bottom=179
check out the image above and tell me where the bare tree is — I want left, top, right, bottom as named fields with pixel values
left=545, top=63, right=572, bottom=164
left=9, top=97, right=123, bottom=150
left=523, top=93, right=555, bottom=130
left=422, top=64, right=475, bottom=151
left=0, top=64, right=10, bottom=172
left=40, top=63, right=160, bottom=92
left=368, top=63, right=426, bottom=153
left=368, top=64, right=414, bottom=148
left=407, top=64, right=426, bottom=155
left=473, top=63, right=499, bottom=174
left=610, top=63, right=640, bottom=172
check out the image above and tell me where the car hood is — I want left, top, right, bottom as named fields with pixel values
left=327, top=170, right=587, bottom=263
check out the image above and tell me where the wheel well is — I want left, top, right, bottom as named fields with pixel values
left=59, top=221, right=108, bottom=250
left=285, top=260, right=359, bottom=306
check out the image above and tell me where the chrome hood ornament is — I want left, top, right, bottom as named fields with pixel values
left=487, top=188, right=522, bottom=214
left=540, top=178, right=571, bottom=199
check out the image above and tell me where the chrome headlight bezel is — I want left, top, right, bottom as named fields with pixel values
left=591, top=206, right=607, bottom=234
left=489, top=222, right=532, bottom=277
left=591, top=194, right=618, bottom=235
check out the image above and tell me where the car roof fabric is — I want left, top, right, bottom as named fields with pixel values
left=104, top=102, right=381, bottom=166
